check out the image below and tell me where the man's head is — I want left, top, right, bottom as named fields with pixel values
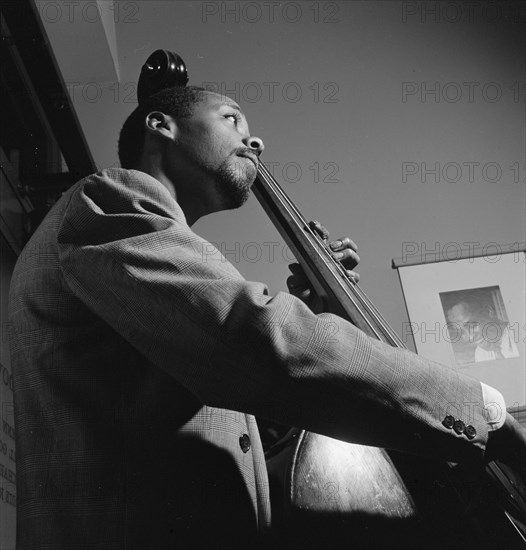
left=446, top=301, right=503, bottom=345
left=118, top=87, right=264, bottom=223
left=118, top=85, right=205, bottom=170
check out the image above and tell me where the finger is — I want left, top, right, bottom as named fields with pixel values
left=287, top=263, right=309, bottom=282
left=309, top=220, right=330, bottom=242
left=330, top=236, right=358, bottom=253
left=332, top=248, right=360, bottom=269
left=346, top=270, right=360, bottom=283
left=286, top=274, right=308, bottom=290
left=288, top=262, right=302, bottom=275
left=287, top=264, right=309, bottom=290
left=287, top=275, right=311, bottom=300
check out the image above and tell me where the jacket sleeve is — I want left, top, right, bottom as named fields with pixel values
left=57, top=169, right=495, bottom=464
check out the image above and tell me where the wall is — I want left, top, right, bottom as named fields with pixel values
left=0, top=235, right=16, bottom=550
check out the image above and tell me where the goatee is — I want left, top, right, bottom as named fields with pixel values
left=214, top=158, right=256, bottom=209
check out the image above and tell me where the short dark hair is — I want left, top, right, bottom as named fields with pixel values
left=118, top=85, right=207, bottom=169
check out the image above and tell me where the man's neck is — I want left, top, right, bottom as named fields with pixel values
left=133, top=161, right=210, bottom=226
left=134, top=162, right=176, bottom=199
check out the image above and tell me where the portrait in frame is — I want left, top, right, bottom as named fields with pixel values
left=393, top=243, right=525, bottom=408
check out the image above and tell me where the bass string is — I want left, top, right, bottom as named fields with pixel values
left=257, top=162, right=405, bottom=347
left=255, top=165, right=375, bottom=330
left=257, top=163, right=388, bottom=341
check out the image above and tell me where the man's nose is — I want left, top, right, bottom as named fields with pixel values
left=244, top=136, right=265, bottom=156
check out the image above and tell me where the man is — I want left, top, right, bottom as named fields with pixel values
left=9, top=86, right=526, bottom=549
left=446, top=301, right=519, bottom=363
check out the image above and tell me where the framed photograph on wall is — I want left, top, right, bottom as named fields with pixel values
left=392, top=243, right=525, bottom=408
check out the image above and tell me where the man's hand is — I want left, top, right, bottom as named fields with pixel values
left=286, top=221, right=360, bottom=313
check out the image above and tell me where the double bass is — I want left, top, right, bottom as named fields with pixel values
left=138, top=50, right=526, bottom=549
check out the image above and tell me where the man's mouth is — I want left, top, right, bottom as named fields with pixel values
left=237, top=153, right=258, bottom=169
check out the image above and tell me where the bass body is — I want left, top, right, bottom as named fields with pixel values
left=265, top=428, right=524, bottom=549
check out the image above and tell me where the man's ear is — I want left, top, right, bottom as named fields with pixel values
left=144, top=111, right=177, bottom=140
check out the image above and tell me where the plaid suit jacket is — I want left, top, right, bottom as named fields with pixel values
left=9, top=168, right=492, bottom=549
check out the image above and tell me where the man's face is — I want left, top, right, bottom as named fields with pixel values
left=168, top=91, right=263, bottom=211
left=446, top=304, right=483, bottom=344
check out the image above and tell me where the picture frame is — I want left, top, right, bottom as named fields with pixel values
left=392, top=243, right=525, bottom=408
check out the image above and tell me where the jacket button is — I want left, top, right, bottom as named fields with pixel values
left=453, top=420, right=466, bottom=435
left=239, top=434, right=251, bottom=453
left=442, top=415, right=455, bottom=429
left=465, top=425, right=477, bottom=439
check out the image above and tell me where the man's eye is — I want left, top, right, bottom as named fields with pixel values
left=225, top=113, right=240, bottom=124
